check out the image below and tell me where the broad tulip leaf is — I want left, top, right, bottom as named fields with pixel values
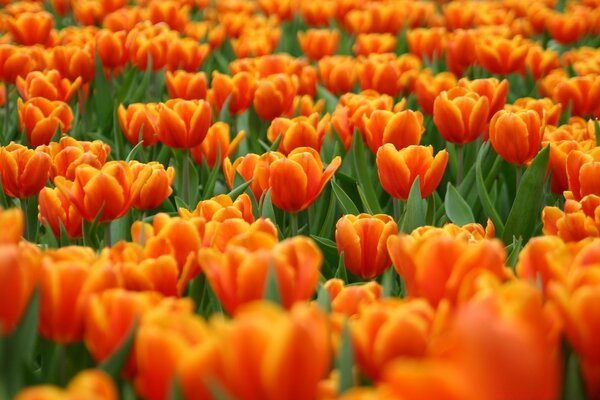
left=336, top=322, right=354, bottom=394
left=445, top=183, right=475, bottom=226
left=502, top=146, right=550, bottom=244
left=316, top=284, right=332, bottom=314
left=332, top=178, right=359, bottom=215
left=563, top=351, right=586, bottom=400
left=263, top=263, right=282, bottom=305
left=335, top=251, right=348, bottom=282
left=401, top=178, right=426, bottom=233
left=476, top=142, right=505, bottom=236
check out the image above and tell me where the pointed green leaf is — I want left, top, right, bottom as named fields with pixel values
left=400, top=178, right=426, bottom=233
left=335, top=251, right=348, bottom=281
left=351, top=131, right=381, bottom=213
left=125, top=140, right=144, bottom=162
left=476, top=142, right=505, bottom=236
left=202, top=146, right=221, bottom=199
left=563, top=351, right=586, bottom=400
left=445, top=183, right=475, bottom=226
left=336, top=322, right=354, bottom=394
left=332, top=178, right=359, bottom=215
left=263, top=263, right=282, bottom=305
left=316, top=284, right=332, bottom=314
left=99, top=320, right=138, bottom=379
left=227, top=177, right=254, bottom=199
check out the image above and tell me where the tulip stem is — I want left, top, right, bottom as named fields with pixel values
left=290, top=212, right=298, bottom=236
left=456, top=144, right=464, bottom=185
left=182, top=150, right=190, bottom=206
left=515, top=165, right=523, bottom=192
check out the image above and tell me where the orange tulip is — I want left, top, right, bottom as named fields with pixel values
left=84, top=289, right=163, bottom=374
left=0, top=143, right=52, bottom=198
left=0, top=207, right=24, bottom=244
left=552, top=75, right=600, bottom=117
left=148, top=0, right=189, bottom=32
left=269, top=147, right=341, bottom=213
left=49, top=45, right=95, bottom=83
left=8, top=11, right=54, bottom=46
left=358, top=54, right=421, bottom=97
left=191, top=122, right=245, bottom=169
left=16, top=369, right=118, bottom=400
left=96, top=29, right=128, bottom=71
left=376, top=144, right=448, bottom=201
left=179, top=193, right=254, bottom=224
left=42, top=136, right=111, bottom=180
left=166, top=70, right=208, bottom=100
left=475, top=35, right=530, bottom=75
left=324, top=279, right=382, bottom=317
left=38, top=186, right=84, bottom=239
left=433, top=87, right=490, bottom=144
left=156, top=99, right=212, bottom=149
left=407, top=27, right=447, bottom=62
left=253, top=73, right=298, bottom=121
left=299, top=0, right=337, bottom=27
left=298, top=29, right=340, bottom=61
left=223, top=151, right=284, bottom=201
left=443, top=2, right=476, bottom=30
left=387, top=230, right=508, bottom=306
left=351, top=299, right=435, bottom=380
left=318, top=56, right=357, bottom=95
left=267, top=113, right=330, bottom=155
left=566, top=149, right=600, bottom=201
left=201, top=218, right=278, bottom=253
left=116, top=255, right=179, bottom=297
left=512, top=97, right=562, bottom=126
left=17, top=97, right=73, bottom=146
left=489, top=109, right=543, bottom=166
left=524, top=45, right=561, bottom=80
left=546, top=140, right=586, bottom=194
left=335, top=214, right=398, bottom=279
left=129, top=161, right=175, bottom=211
left=127, top=30, right=170, bottom=72
left=457, top=77, right=508, bottom=116
left=212, top=302, right=331, bottom=400
left=118, top=103, right=160, bottom=147
left=165, top=38, right=210, bottom=72
left=547, top=11, right=589, bottom=44
left=361, top=109, right=425, bottom=154
left=414, top=71, right=457, bottom=115
left=209, top=71, right=257, bottom=116
left=0, top=242, right=41, bottom=335
left=353, top=33, right=397, bottom=57
left=0, top=45, right=40, bottom=84
left=54, top=161, right=136, bottom=222
left=446, top=29, right=477, bottom=77
left=198, top=236, right=322, bottom=314
left=16, top=69, right=81, bottom=102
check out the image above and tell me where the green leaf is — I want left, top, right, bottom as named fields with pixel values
left=332, top=178, right=359, bottom=215
left=263, top=263, right=282, bottom=305
left=227, top=177, right=254, bottom=199
left=310, top=234, right=339, bottom=277
left=99, top=320, right=138, bottom=379
left=316, top=84, right=339, bottom=114
left=93, top=52, right=113, bottom=131
left=174, top=196, right=189, bottom=210
left=127, top=57, right=153, bottom=104
left=506, top=236, right=523, bottom=268
left=381, top=267, right=397, bottom=298
left=125, top=140, right=144, bottom=162
left=336, top=322, right=354, bottom=394
left=335, top=251, right=348, bottom=281
left=316, top=284, right=332, bottom=314
left=317, top=188, right=337, bottom=238
left=400, top=178, right=426, bottom=233
left=595, top=119, right=600, bottom=147
left=445, top=183, right=475, bottom=226
left=168, top=376, right=186, bottom=400
left=202, top=146, right=221, bottom=199
left=476, top=142, right=505, bottom=236
left=218, top=95, right=233, bottom=124
left=351, top=131, right=381, bottom=213
left=260, top=188, right=276, bottom=222
left=502, top=146, right=550, bottom=244
left=563, top=350, right=586, bottom=400
left=269, top=131, right=284, bottom=151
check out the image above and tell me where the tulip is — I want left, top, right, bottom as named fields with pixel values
left=512, top=97, right=562, bottom=126
left=148, top=0, right=189, bottom=32
left=269, top=147, right=341, bottom=213
left=96, top=29, right=128, bottom=72
left=361, top=109, right=424, bottom=154
left=457, top=77, right=508, bottom=116
left=253, top=73, right=298, bottom=121
left=129, top=161, right=175, bottom=211
left=43, top=136, right=111, bottom=180
left=443, top=2, right=476, bottom=30
left=446, top=29, right=477, bottom=77
left=0, top=243, right=41, bottom=335
left=475, top=35, right=530, bottom=75
left=267, top=113, right=330, bottom=155
left=414, top=71, right=457, bottom=115
left=201, top=218, right=279, bottom=253
left=16, top=69, right=81, bottom=102
left=49, top=45, right=95, bottom=83
left=38, top=186, right=83, bottom=239
left=353, top=33, right=397, bottom=57
left=117, top=256, right=179, bottom=297
left=118, top=103, right=160, bottom=147
left=156, top=99, right=212, bottom=149
left=165, top=38, right=210, bottom=72
left=0, top=143, right=52, bottom=198
left=318, top=56, right=358, bottom=95
left=17, top=97, right=73, bottom=146
left=566, top=149, right=600, bottom=200
left=179, top=193, right=254, bottom=224
left=198, top=236, right=322, bottom=314
left=351, top=299, right=435, bottom=380
left=0, top=45, right=40, bottom=84
left=0, top=207, right=24, bottom=244
left=407, top=27, right=447, bottom=62
left=127, top=31, right=169, bottom=72
left=209, top=71, right=256, bottom=116
left=16, top=369, right=118, bottom=400
left=489, top=109, right=543, bottom=166
left=299, top=0, right=336, bottom=27
left=547, top=11, right=589, bottom=44
left=433, top=87, right=490, bottom=144
left=358, top=54, right=421, bottom=97
left=524, top=45, right=561, bottom=80
left=54, top=161, right=137, bottom=222
left=191, top=122, right=245, bottom=169
left=324, top=279, right=383, bottom=317
left=223, top=151, right=284, bottom=201
left=552, top=75, right=600, bottom=117
left=376, top=144, right=448, bottom=201
left=8, top=11, right=54, bottom=46
left=298, top=29, right=340, bottom=61
left=335, top=214, right=398, bottom=279
left=166, top=70, right=208, bottom=100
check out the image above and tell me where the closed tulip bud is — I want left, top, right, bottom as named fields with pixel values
left=198, top=236, right=322, bottom=314
left=0, top=243, right=41, bottom=335
left=166, top=38, right=210, bottom=72
left=433, top=87, right=490, bottom=144
left=387, top=231, right=508, bottom=306
left=127, top=32, right=169, bottom=72
left=156, top=99, right=212, bottom=149
left=8, top=11, right=54, bottom=46
left=414, top=71, right=457, bottom=115
left=254, top=74, right=298, bottom=121
left=361, top=109, right=424, bottom=154
left=0, top=45, right=39, bottom=84
left=299, top=1, right=336, bottom=27
left=446, top=29, right=477, bottom=77
left=17, top=97, right=73, bottom=146
left=269, top=147, right=341, bottom=213
left=547, top=11, right=589, bottom=44
left=553, top=75, right=600, bottom=117
left=318, top=56, right=357, bottom=95
left=443, top=2, right=476, bottom=30
left=129, top=161, right=175, bottom=211
left=475, top=35, right=530, bottom=75
left=96, top=29, right=128, bottom=71
left=566, top=149, right=600, bottom=200
left=54, top=161, right=136, bottom=223
left=85, top=289, right=163, bottom=375
left=298, top=29, right=340, bottom=61
left=50, top=45, right=95, bottom=83
left=223, top=151, right=284, bottom=201
left=376, top=144, right=448, bottom=201
left=209, top=71, right=256, bottom=116
left=336, top=214, right=398, bottom=279
left=191, top=122, right=245, bottom=169
left=39, top=187, right=83, bottom=239
left=351, top=299, right=435, bottom=380
left=407, top=27, right=447, bottom=62
left=458, top=77, right=508, bottom=116
left=43, top=136, right=111, bottom=180
left=0, top=143, right=52, bottom=198
left=353, top=33, right=397, bottom=57
left=16, top=69, right=81, bottom=102
left=546, top=140, right=587, bottom=194
left=358, top=54, right=421, bottom=97
left=324, top=279, right=383, bottom=317
left=489, top=109, right=543, bottom=166
left=118, top=103, right=160, bottom=147
left=166, top=70, right=208, bottom=100
left=267, top=113, right=330, bottom=155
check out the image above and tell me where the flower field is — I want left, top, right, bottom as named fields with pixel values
left=1, top=0, right=600, bottom=398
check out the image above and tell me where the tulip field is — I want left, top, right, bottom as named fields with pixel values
left=2, top=0, right=600, bottom=398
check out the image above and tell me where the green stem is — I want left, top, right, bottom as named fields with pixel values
left=290, top=212, right=298, bottom=237
left=182, top=150, right=190, bottom=206
left=456, top=144, right=464, bottom=186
